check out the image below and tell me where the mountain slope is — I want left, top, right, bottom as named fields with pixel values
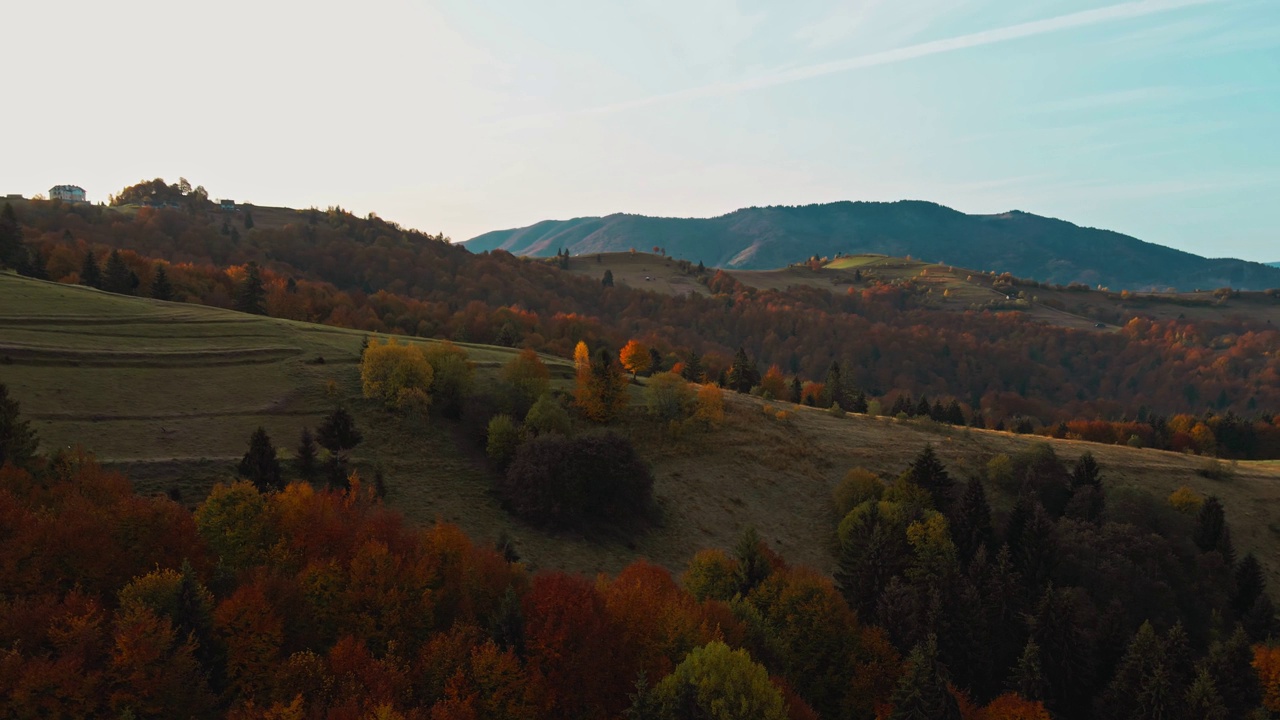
left=466, top=201, right=1280, bottom=291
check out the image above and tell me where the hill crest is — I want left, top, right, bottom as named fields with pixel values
left=465, top=200, right=1280, bottom=292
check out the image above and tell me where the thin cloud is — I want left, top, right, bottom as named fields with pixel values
left=493, top=0, right=1224, bottom=129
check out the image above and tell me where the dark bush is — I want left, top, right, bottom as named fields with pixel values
left=460, top=391, right=503, bottom=449
left=498, top=431, right=654, bottom=530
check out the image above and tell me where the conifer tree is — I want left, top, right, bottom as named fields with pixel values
left=825, top=361, right=846, bottom=408
left=79, top=250, right=102, bottom=288
left=234, top=261, right=266, bottom=315
left=103, top=249, right=136, bottom=295
left=317, top=407, right=363, bottom=458
left=790, top=376, right=802, bottom=404
left=951, top=477, right=994, bottom=564
left=0, top=382, right=40, bottom=470
left=0, top=202, right=22, bottom=270
left=602, top=269, right=614, bottom=287
left=150, top=263, right=174, bottom=301
left=1182, top=668, right=1229, bottom=720
left=907, top=443, right=955, bottom=513
left=890, top=635, right=962, bottom=720
left=1071, top=452, right=1102, bottom=488
left=294, top=426, right=318, bottom=482
left=238, top=426, right=283, bottom=492
left=1011, top=638, right=1048, bottom=702
left=725, top=347, right=759, bottom=394
left=1200, top=627, right=1261, bottom=717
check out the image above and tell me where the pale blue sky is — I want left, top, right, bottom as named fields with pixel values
left=3, top=0, right=1277, bottom=260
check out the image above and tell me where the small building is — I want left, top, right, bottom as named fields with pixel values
left=5, top=194, right=23, bottom=200
left=49, top=185, right=86, bottom=203
left=219, top=199, right=236, bottom=211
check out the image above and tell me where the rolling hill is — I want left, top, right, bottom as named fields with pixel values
left=4, top=271, right=1280, bottom=587
left=465, top=201, right=1280, bottom=292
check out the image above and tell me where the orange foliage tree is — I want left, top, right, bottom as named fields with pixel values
left=619, top=339, right=652, bottom=378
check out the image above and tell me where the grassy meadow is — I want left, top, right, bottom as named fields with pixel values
left=3, top=271, right=1279, bottom=587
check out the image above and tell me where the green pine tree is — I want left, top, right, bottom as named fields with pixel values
left=907, top=443, right=955, bottom=513
left=294, top=426, right=318, bottom=482
left=734, top=526, right=772, bottom=595
left=79, top=250, right=102, bottom=289
left=0, top=382, right=40, bottom=469
left=890, top=635, right=962, bottom=720
left=234, top=261, right=266, bottom=315
left=238, top=426, right=282, bottom=492
left=150, top=264, right=174, bottom=301
left=0, top=202, right=23, bottom=270
left=103, top=250, right=134, bottom=295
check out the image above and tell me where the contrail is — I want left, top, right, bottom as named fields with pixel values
left=495, top=0, right=1222, bottom=127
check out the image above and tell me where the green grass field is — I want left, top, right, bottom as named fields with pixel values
left=4, top=271, right=1279, bottom=585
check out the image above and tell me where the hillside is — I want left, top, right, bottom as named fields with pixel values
left=465, top=201, right=1280, bottom=291
left=4, top=271, right=1279, bottom=588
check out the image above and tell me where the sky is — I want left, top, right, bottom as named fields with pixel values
left=3, top=0, right=1278, bottom=260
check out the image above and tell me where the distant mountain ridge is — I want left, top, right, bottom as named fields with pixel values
left=465, top=201, right=1280, bottom=291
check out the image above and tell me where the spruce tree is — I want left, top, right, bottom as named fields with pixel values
left=103, top=250, right=134, bottom=295
left=1182, top=668, right=1229, bottom=720
left=0, top=202, right=22, bottom=270
left=790, top=376, right=803, bottom=404
left=79, top=250, right=102, bottom=288
left=234, top=261, right=266, bottom=315
left=318, top=407, right=363, bottom=488
left=242, top=209, right=254, bottom=229
left=890, top=635, right=962, bottom=720
left=1194, top=496, right=1227, bottom=553
left=150, top=264, right=174, bottom=301
left=1011, top=638, right=1048, bottom=702
left=294, top=427, right=318, bottom=482
left=602, top=269, right=614, bottom=287
left=907, top=443, right=955, bottom=513
left=1200, top=627, right=1261, bottom=717
left=951, top=477, right=994, bottom=564
left=1071, top=452, right=1102, bottom=489
left=1232, top=552, right=1265, bottom=619
left=238, top=426, right=283, bottom=492
left=0, top=382, right=40, bottom=469
left=825, top=361, right=846, bottom=408
left=725, top=347, right=759, bottom=394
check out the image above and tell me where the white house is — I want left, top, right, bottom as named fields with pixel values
left=49, top=185, right=86, bottom=203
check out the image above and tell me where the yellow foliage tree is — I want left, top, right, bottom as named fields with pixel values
left=361, top=337, right=434, bottom=411
left=759, top=365, right=787, bottom=400
left=1167, top=485, right=1205, bottom=514
left=694, top=384, right=725, bottom=427
left=619, top=339, right=652, bottom=378
left=574, top=348, right=630, bottom=423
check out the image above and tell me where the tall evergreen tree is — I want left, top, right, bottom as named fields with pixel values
left=234, top=261, right=266, bottom=315
left=1071, top=452, right=1102, bottom=489
left=725, top=347, right=759, bottom=393
left=1182, top=668, right=1229, bottom=720
left=79, top=250, right=102, bottom=289
left=0, top=382, right=40, bottom=470
left=318, top=408, right=363, bottom=487
left=825, top=361, right=846, bottom=408
left=907, top=444, right=955, bottom=513
left=1010, top=638, right=1047, bottom=702
left=238, top=426, right=283, bottom=492
left=836, top=502, right=910, bottom=618
left=0, top=202, right=23, bottom=270
left=789, top=376, right=802, bottom=404
left=602, top=269, right=614, bottom=287
left=150, top=264, right=174, bottom=301
left=1199, top=627, right=1261, bottom=718
left=951, top=477, right=994, bottom=565
left=102, top=250, right=136, bottom=295
left=889, top=635, right=962, bottom=720
left=1233, top=552, right=1266, bottom=619
left=1027, top=585, right=1097, bottom=718
left=294, top=426, right=318, bottom=482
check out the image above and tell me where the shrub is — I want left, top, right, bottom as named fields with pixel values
left=828, top=402, right=845, bottom=418
left=833, top=468, right=884, bottom=517
left=1168, top=486, right=1205, bottom=514
left=524, top=393, right=572, bottom=436
left=645, top=372, right=695, bottom=421
left=693, top=384, right=724, bottom=427
left=361, top=337, right=433, bottom=410
left=498, top=431, right=654, bottom=530
left=486, top=414, right=523, bottom=469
